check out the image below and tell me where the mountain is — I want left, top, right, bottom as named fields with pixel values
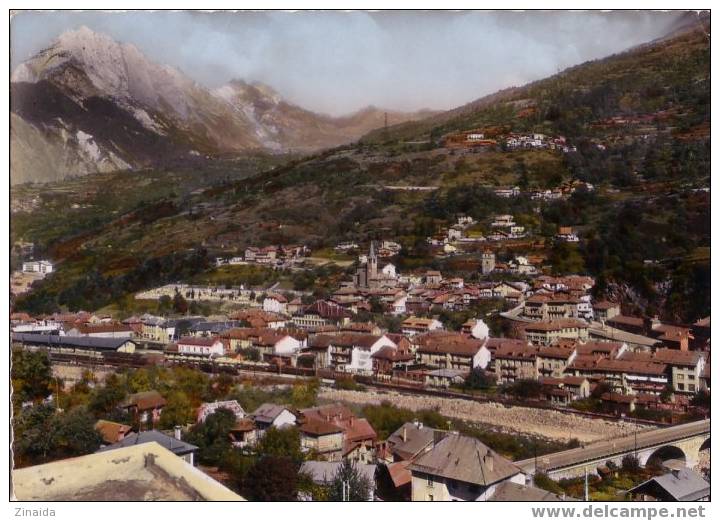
left=361, top=12, right=710, bottom=145
left=213, top=80, right=435, bottom=152
left=10, top=26, right=434, bottom=184
left=12, top=19, right=710, bottom=322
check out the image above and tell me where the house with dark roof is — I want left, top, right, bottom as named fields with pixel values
left=96, top=429, right=198, bottom=465
left=12, top=333, right=136, bottom=355
left=408, top=433, right=525, bottom=501
left=251, top=403, right=297, bottom=431
left=627, top=469, right=710, bottom=501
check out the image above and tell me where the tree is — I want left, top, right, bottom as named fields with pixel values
left=621, top=454, right=640, bottom=473
left=255, top=426, right=303, bottom=465
left=243, top=455, right=300, bottom=501
left=505, top=379, right=543, bottom=399
left=186, top=408, right=237, bottom=465
left=464, top=367, right=496, bottom=391
left=327, top=460, right=372, bottom=501
left=173, top=291, right=189, bottom=314
left=13, top=404, right=102, bottom=467
left=11, top=348, right=52, bottom=405
left=158, top=391, right=194, bottom=429
left=691, top=389, right=710, bottom=409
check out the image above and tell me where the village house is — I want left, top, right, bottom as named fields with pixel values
left=305, top=333, right=397, bottom=373
left=413, top=331, right=490, bottom=371
left=593, top=301, right=621, bottom=322
left=94, top=420, right=132, bottom=445
left=425, top=368, right=468, bottom=388
left=176, top=336, right=225, bottom=357
left=523, top=319, right=589, bottom=346
left=97, top=429, right=198, bottom=466
left=492, top=344, right=539, bottom=384
left=539, top=376, right=591, bottom=405
left=298, top=418, right=345, bottom=461
left=371, top=343, right=415, bottom=376
left=120, top=391, right=166, bottom=427
left=65, top=323, right=135, bottom=338
left=263, top=293, right=288, bottom=314
left=402, top=317, right=443, bottom=336
left=408, top=433, right=525, bottom=501
left=251, top=403, right=297, bottom=433
left=620, top=349, right=706, bottom=394
left=536, top=345, right=577, bottom=378
left=22, top=259, right=54, bottom=274
left=300, top=404, right=378, bottom=463
left=293, top=299, right=353, bottom=329
left=228, top=418, right=258, bottom=448
left=627, top=469, right=710, bottom=502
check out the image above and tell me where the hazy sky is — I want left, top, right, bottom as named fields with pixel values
left=11, top=10, right=687, bottom=116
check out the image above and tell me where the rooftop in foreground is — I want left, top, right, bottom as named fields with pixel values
left=12, top=441, right=243, bottom=501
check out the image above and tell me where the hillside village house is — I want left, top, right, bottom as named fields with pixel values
left=539, top=376, right=591, bottom=405
left=251, top=403, right=297, bottom=433
left=536, top=345, right=577, bottom=378
left=408, top=433, right=525, bottom=501
left=305, top=333, right=397, bottom=373
left=65, top=323, right=135, bottom=338
left=523, top=319, right=589, bottom=345
left=620, top=349, right=707, bottom=395
left=300, top=404, right=378, bottom=463
left=22, top=260, right=54, bottom=274
left=94, top=420, right=133, bottom=445
left=402, top=317, right=443, bottom=336
left=425, top=368, right=468, bottom=388
left=593, top=301, right=621, bottom=322
left=413, top=332, right=490, bottom=371
left=371, top=343, right=414, bottom=375
left=493, top=344, right=539, bottom=384
left=121, top=391, right=166, bottom=427
left=176, top=336, right=225, bottom=357
left=263, top=293, right=288, bottom=314
left=298, top=418, right=345, bottom=461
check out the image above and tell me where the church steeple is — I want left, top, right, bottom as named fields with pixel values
left=368, top=240, right=378, bottom=281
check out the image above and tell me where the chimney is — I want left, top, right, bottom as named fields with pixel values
left=174, top=425, right=182, bottom=441
left=402, top=426, right=407, bottom=442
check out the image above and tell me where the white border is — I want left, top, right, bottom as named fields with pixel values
left=1, top=2, right=715, bottom=519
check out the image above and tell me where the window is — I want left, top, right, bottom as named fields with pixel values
left=427, top=476, right=434, bottom=488
left=689, top=384, right=696, bottom=392
left=428, top=494, right=434, bottom=502
left=678, top=383, right=685, bottom=390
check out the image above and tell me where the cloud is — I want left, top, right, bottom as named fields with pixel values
left=10, top=10, right=684, bottom=116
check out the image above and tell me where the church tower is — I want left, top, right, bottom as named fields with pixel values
left=481, top=250, right=495, bottom=275
left=368, top=241, right=378, bottom=282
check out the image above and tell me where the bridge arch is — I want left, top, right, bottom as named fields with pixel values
left=699, top=437, right=710, bottom=453
left=640, top=445, right=687, bottom=469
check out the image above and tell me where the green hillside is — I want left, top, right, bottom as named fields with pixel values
left=11, top=20, right=710, bottom=323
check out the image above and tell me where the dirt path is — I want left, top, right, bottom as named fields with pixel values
left=319, top=388, right=649, bottom=443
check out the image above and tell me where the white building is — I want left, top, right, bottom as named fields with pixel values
left=22, top=260, right=54, bottom=274
left=176, top=337, right=225, bottom=357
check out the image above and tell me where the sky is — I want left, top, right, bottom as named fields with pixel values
left=10, top=10, right=688, bottom=116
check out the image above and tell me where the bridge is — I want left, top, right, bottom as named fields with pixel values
left=516, top=419, right=710, bottom=479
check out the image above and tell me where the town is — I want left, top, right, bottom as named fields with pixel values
left=10, top=237, right=710, bottom=501
left=8, top=9, right=711, bottom=507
